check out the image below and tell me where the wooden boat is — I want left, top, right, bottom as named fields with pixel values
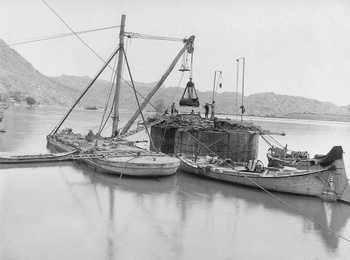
left=178, top=146, right=350, bottom=203
left=266, top=145, right=332, bottom=170
left=46, top=15, right=190, bottom=177
left=0, top=151, right=77, bottom=164
left=47, top=132, right=180, bottom=176
left=84, top=106, right=98, bottom=110
left=266, top=145, right=309, bottom=167
left=266, top=146, right=315, bottom=167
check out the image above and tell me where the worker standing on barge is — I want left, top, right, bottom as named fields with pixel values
left=171, top=103, right=176, bottom=114
left=204, top=103, right=209, bottom=119
left=210, top=101, right=215, bottom=120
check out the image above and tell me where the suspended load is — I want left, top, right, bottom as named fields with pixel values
left=179, top=79, right=199, bottom=107
left=178, top=39, right=199, bottom=107
left=179, top=51, right=190, bottom=72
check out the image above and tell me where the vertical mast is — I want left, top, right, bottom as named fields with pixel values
left=241, top=57, right=245, bottom=122
left=112, top=14, right=126, bottom=137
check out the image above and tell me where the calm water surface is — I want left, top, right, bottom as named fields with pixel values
left=1, top=107, right=350, bottom=260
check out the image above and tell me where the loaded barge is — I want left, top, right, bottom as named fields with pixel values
left=150, top=114, right=270, bottom=163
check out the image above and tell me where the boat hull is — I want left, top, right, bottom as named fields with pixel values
left=0, top=151, right=77, bottom=164
left=47, top=135, right=179, bottom=177
left=178, top=155, right=350, bottom=203
left=82, top=156, right=179, bottom=176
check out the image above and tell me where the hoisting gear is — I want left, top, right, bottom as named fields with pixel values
left=179, top=79, right=199, bottom=107
left=179, top=51, right=190, bottom=72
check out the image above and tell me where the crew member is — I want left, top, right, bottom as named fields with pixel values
left=210, top=101, right=215, bottom=120
left=204, top=103, right=209, bottom=119
left=171, top=103, right=176, bottom=114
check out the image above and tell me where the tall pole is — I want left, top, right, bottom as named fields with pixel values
left=241, top=57, right=245, bottom=122
left=236, top=57, right=245, bottom=122
left=112, top=14, right=126, bottom=137
left=235, top=59, right=239, bottom=119
left=211, top=70, right=222, bottom=103
left=212, top=72, right=217, bottom=103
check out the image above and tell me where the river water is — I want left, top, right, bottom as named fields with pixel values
left=1, top=107, right=350, bottom=260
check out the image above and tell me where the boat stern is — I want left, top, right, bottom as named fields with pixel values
left=325, top=146, right=350, bottom=204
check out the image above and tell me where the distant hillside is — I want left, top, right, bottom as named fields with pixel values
left=0, top=39, right=80, bottom=106
left=49, top=75, right=163, bottom=109
left=241, top=92, right=349, bottom=116
left=0, top=38, right=349, bottom=119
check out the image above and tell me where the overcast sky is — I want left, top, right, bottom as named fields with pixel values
left=1, top=0, right=350, bottom=106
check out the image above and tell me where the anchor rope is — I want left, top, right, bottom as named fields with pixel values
left=181, top=129, right=350, bottom=243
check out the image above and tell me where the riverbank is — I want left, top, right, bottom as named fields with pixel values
left=281, top=113, right=350, bottom=122
left=216, top=112, right=350, bottom=123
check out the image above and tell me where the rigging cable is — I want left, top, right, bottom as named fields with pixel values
left=49, top=45, right=121, bottom=135
left=157, top=46, right=195, bottom=150
left=115, top=36, right=159, bottom=126
left=42, top=0, right=161, bottom=131
left=260, top=133, right=286, bottom=149
left=122, top=47, right=156, bottom=151
left=42, top=0, right=107, bottom=66
left=260, top=134, right=273, bottom=148
left=157, top=70, right=186, bottom=150
left=236, top=59, right=239, bottom=120
left=43, top=0, right=192, bottom=121
left=268, top=134, right=286, bottom=148
left=96, top=50, right=119, bottom=138
left=2, top=25, right=120, bottom=48
left=125, top=32, right=185, bottom=42
left=181, top=129, right=350, bottom=243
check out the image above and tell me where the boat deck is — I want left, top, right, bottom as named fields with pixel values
left=181, top=155, right=313, bottom=178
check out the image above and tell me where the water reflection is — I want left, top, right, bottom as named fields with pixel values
left=72, top=162, right=180, bottom=259
left=175, top=169, right=350, bottom=250
left=2, top=108, right=350, bottom=259
left=74, top=161, right=350, bottom=254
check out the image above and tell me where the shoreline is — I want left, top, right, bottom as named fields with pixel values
left=3, top=105, right=350, bottom=123
left=216, top=113, right=350, bottom=123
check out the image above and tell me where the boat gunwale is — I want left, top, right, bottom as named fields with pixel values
left=178, top=155, right=333, bottom=179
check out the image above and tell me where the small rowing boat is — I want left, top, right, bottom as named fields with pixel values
left=0, top=151, right=77, bottom=164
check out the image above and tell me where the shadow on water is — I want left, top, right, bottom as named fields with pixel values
left=0, top=151, right=349, bottom=257
left=175, top=168, right=350, bottom=250
left=2, top=107, right=350, bottom=259
left=68, top=161, right=179, bottom=260
left=69, top=158, right=350, bottom=251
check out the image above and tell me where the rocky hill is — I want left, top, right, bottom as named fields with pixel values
left=0, top=39, right=81, bottom=106
left=0, top=38, right=349, bottom=118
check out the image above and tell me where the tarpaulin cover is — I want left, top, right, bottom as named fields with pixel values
left=318, top=146, right=343, bottom=167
